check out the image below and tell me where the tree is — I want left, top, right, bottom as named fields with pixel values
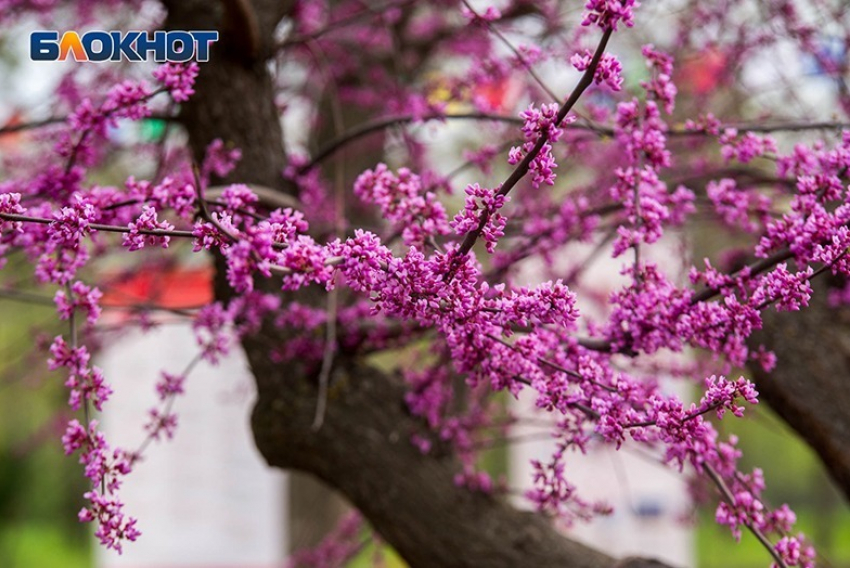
left=1, top=0, right=849, bottom=566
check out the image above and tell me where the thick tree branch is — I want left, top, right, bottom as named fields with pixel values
left=248, top=351, right=671, bottom=568
left=748, top=279, right=850, bottom=502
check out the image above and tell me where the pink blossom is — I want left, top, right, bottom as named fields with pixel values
left=571, top=50, right=623, bottom=91
left=152, top=62, right=200, bottom=103
left=122, top=206, right=174, bottom=251
left=155, top=372, right=185, bottom=400
left=451, top=183, right=508, bottom=253
left=582, top=0, right=639, bottom=30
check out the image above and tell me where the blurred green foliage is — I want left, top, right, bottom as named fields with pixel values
left=348, top=541, right=407, bottom=568
left=0, top=522, right=90, bottom=568
left=0, top=263, right=92, bottom=567
left=698, top=403, right=850, bottom=567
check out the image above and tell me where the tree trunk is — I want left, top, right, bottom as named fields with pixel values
left=748, top=279, right=850, bottom=502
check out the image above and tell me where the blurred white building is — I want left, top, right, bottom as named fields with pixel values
left=510, top=393, right=694, bottom=567
left=96, top=269, right=288, bottom=568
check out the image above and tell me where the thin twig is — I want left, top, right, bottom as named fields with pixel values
left=461, top=0, right=560, bottom=103
left=703, top=463, right=788, bottom=568
left=0, top=212, right=196, bottom=239
left=132, top=353, right=203, bottom=459
left=312, top=286, right=338, bottom=431
left=454, top=27, right=614, bottom=259
left=193, top=163, right=238, bottom=242
left=301, top=112, right=523, bottom=173
left=0, top=113, right=176, bottom=137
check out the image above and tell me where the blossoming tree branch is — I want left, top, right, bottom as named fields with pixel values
left=2, top=0, right=850, bottom=566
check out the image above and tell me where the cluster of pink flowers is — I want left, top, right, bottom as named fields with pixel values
left=641, top=44, right=677, bottom=114
left=451, top=183, right=509, bottom=253
left=123, top=206, right=174, bottom=251
left=49, top=336, right=111, bottom=412
left=528, top=442, right=598, bottom=521
left=509, top=103, right=572, bottom=189
left=55, top=280, right=102, bottom=324
left=707, top=178, right=773, bottom=233
left=582, top=0, right=639, bottom=30
left=610, top=166, right=694, bottom=256
left=34, top=194, right=97, bottom=284
left=125, top=176, right=198, bottom=220
left=51, top=280, right=138, bottom=552
left=63, top=415, right=140, bottom=552
left=152, top=62, right=200, bottom=103
left=354, top=164, right=451, bottom=248
left=571, top=50, right=623, bottom=91
left=201, top=138, right=242, bottom=182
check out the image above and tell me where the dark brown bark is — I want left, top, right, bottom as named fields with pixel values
left=748, top=280, right=850, bottom=502
left=162, top=0, right=291, bottom=190
left=162, top=2, right=678, bottom=566
left=247, top=350, right=675, bottom=568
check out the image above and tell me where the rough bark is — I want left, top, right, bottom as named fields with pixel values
left=162, top=0, right=291, bottom=190
left=247, top=351, right=665, bottom=568
left=162, top=2, right=678, bottom=566
left=748, top=279, right=850, bottom=502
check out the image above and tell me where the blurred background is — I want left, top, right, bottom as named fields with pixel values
left=1, top=1, right=850, bottom=567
